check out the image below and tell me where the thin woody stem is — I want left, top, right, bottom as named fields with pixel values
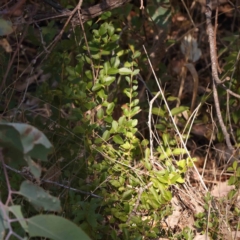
left=205, top=0, right=234, bottom=152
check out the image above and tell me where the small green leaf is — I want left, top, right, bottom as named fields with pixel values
left=233, top=161, right=238, bottom=171
left=130, top=106, right=141, bottom=117
left=130, top=99, right=139, bottom=107
left=112, top=120, right=118, bottom=132
left=92, top=83, right=103, bottom=91
left=152, top=107, right=165, bottom=117
left=170, top=106, right=189, bottom=116
left=132, top=51, right=141, bottom=59
left=124, top=62, right=132, bottom=68
left=92, top=29, right=99, bottom=36
left=149, top=187, right=160, bottom=203
left=132, top=69, right=140, bottom=76
left=66, top=66, right=77, bottom=77
left=172, top=148, right=187, bottom=156
left=85, top=70, right=92, bottom=80
left=228, top=189, right=237, bottom=199
left=119, top=68, right=132, bottom=75
left=88, top=45, right=100, bottom=52
left=147, top=197, right=159, bottom=209
left=141, top=139, right=149, bottom=146
left=177, top=160, right=187, bottom=171
left=162, top=133, right=169, bottom=146
left=102, top=76, right=115, bottom=85
left=162, top=190, right=172, bottom=201
left=131, top=119, right=138, bottom=127
left=107, top=24, right=115, bottom=36
left=121, top=142, right=131, bottom=150
left=106, top=102, right=115, bottom=115
left=97, top=108, right=104, bottom=119
left=101, top=49, right=111, bottom=55
left=109, top=180, right=121, bottom=188
left=28, top=215, right=90, bottom=240
left=102, top=130, right=110, bottom=141
left=92, top=53, right=101, bottom=59
left=113, top=135, right=124, bottom=144
left=108, top=68, right=119, bottom=75
left=228, top=176, right=236, bottom=185
left=144, top=148, right=152, bottom=170
left=97, top=89, right=107, bottom=99
left=176, top=177, right=184, bottom=183
left=118, top=116, right=126, bottom=125
left=100, top=11, right=112, bottom=20
left=122, top=190, right=133, bottom=200
left=132, top=88, right=138, bottom=95
left=99, top=24, right=107, bottom=36
left=111, top=56, right=120, bottom=68
left=167, top=96, right=180, bottom=102
left=110, top=34, right=119, bottom=42
left=123, top=89, right=131, bottom=98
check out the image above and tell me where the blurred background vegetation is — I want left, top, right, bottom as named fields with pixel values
left=1, top=0, right=240, bottom=239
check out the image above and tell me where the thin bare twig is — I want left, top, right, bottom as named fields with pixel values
left=181, top=0, right=196, bottom=28
left=205, top=0, right=234, bottom=152
left=206, top=0, right=222, bottom=84
left=148, top=91, right=161, bottom=163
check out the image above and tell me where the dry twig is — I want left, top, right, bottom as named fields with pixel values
left=205, top=0, right=234, bottom=152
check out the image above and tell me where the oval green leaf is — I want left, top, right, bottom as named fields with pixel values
left=170, top=106, right=189, bottom=116
left=113, top=134, right=124, bottom=144
left=19, top=181, right=61, bottom=212
left=118, top=68, right=132, bottom=75
left=28, top=215, right=90, bottom=240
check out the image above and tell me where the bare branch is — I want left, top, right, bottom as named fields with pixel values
left=205, top=0, right=234, bottom=152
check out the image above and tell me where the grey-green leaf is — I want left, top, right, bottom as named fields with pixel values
left=0, top=122, right=53, bottom=161
left=9, top=205, right=28, bottom=232
left=25, top=156, right=42, bottom=180
left=18, top=181, right=61, bottom=212
left=0, top=18, right=14, bottom=36
left=28, top=215, right=91, bottom=240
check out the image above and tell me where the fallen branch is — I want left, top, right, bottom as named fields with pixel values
left=34, top=0, right=132, bottom=25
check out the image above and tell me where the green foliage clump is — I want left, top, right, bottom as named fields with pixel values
left=0, top=122, right=90, bottom=239
left=41, top=18, right=190, bottom=239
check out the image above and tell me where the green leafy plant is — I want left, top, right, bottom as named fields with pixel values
left=24, top=14, right=192, bottom=238
left=194, top=193, right=221, bottom=240
left=4, top=0, right=240, bottom=238
left=0, top=121, right=90, bottom=240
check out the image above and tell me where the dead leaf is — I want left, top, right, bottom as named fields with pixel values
left=0, top=38, right=12, bottom=52
left=211, top=181, right=234, bottom=198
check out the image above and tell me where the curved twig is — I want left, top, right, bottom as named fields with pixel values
left=205, top=0, right=234, bottom=152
